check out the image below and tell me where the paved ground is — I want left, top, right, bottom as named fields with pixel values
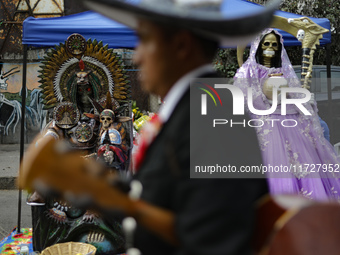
left=0, top=144, right=27, bottom=189
left=0, top=190, right=32, bottom=240
left=0, top=144, right=29, bottom=189
left=0, top=144, right=32, bottom=240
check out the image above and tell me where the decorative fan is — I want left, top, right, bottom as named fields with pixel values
left=53, top=102, right=80, bottom=129
left=38, top=33, right=131, bottom=110
left=66, top=33, right=87, bottom=55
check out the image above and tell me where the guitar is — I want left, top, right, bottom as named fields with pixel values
left=19, top=134, right=133, bottom=213
left=19, top=135, right=340, bottom=255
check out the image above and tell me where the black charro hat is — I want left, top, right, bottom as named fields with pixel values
left=83, top=0, right=281, bottom=47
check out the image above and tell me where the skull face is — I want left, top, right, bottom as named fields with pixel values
left=297, top=29, right=305, bottom=42
left=76, top=71, right=89, bottom=85
left=101, top=116, right=113, bottom=129
left=261, top=33, right=279, bottom=58
left=0, top=71, right=8, bottom=90
left=100, top=110, right=115, bottom=130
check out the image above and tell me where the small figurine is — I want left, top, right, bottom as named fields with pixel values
left=93, top=97, right=131, bottom=171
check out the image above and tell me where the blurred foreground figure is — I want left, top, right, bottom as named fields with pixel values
left=234, top=29, right=340, bottom=201
left=20, top=0, right=281, bottom=254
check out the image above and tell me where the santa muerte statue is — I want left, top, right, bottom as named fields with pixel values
left=234, top=28, right=340, bottom=202
left=28, top=33, right=132, bottom=254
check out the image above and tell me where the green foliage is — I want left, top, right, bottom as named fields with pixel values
left=213, top=49, right=238, bottom=78
left=131, top=100, right=144, bottom=120
left=251, top=0, right=340, bottom=66
left=213, top=48, right=250, bottom=78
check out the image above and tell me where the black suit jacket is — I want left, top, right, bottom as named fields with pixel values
left=134, top=72, right=268, bottom=255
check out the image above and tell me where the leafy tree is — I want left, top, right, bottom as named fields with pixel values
left=250, top=0, right=340, bottom=65
left=214, top=49, right=238, bottom=80
left=214, top=0, right=340, bottom=78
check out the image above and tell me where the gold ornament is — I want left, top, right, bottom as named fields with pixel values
left=38, top=34, right=131, bottom=109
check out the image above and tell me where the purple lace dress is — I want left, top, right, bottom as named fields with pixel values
left=234, top=29, right=340, bottom=201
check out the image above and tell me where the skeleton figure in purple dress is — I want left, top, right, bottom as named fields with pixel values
left=234, top=28, right=340, bottom=201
